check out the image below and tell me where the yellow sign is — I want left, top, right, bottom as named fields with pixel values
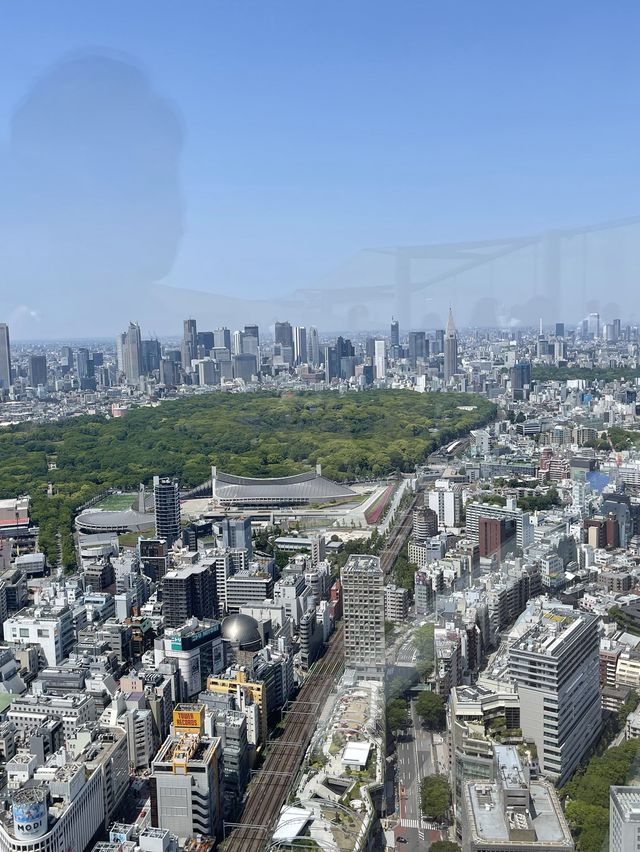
left=173, top=706, right=204, bottom=733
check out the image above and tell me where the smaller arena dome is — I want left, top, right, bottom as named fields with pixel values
left=221, top=613, right=263, bottom=651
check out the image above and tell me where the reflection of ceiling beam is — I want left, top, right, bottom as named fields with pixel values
left=290, top=213, right=640, bottom=317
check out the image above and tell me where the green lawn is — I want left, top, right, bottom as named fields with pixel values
left=95, top=493, right=136, bottom=510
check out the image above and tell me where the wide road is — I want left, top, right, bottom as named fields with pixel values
left=394, top=699, right=447, bottom=851
left=223, top=625, right=344, bottom=851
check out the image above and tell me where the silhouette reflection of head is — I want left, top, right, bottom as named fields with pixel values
left=2, top=53, right=183, bottom=337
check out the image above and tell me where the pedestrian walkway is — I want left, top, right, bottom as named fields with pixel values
left=400, top=818, right=442, bottom=830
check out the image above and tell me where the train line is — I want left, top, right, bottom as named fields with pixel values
left=379, top=490, right=421, bottom=576
left=223, top=624, right=344, bottom=851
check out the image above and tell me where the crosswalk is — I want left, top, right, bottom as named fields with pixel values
left=399, top=818, right=442, bottom=830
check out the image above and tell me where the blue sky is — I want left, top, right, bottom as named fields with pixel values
left=2, top=1, right=640, bottom=335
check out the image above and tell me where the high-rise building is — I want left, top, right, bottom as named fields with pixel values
left=153, top=476, right=180, bottom=546
left=244, top=324, right=259, bottom=343
left=412, top=506, right=438, bottom=541
left=232, top=330, right=244, bottom=355
left=182, top=318, right=197, bottom=370
left=341, top=555, right=385, bottom=679
left=613, top=318, right=622, bottom=341
left=510, top=362, right=531, bottom=401
left=162, top=563, right=215, bottom=628
left=232, top=353, right=257, bottom=383
left=555, top=322, right=565, bottom=338
left=274, top=321, right=293, bottom=348
left=408, top=331, right=427, bottom=368
left=322, top=345, right=339, bottom=381
left=213, top=327, right=231, bottom=351
left=75, top=348, right=91, bottom=379
left=428, top=487, right=463, bottom=529
left=122, top=322, right=142, bottom=384
left=60, top=345, right=74, bottom=374
left=434, top=328, right=445, bottom=355
left=151, top=729, right=223, bottom=840
left=141, top=339, right=161, bottom=374
left=508, top=600, right=601, bottom=785
left=390, top=319, right=399, bottom=347
left=308, top=326, right=320, bottom=366
left=139, top=537, right=169, bottom=582
left=374, top=339, right=386, bottom=379
left=159, top=358, right=178, bottom=387
left=0, top=324, right=11, bottom=389
left=293, top=326, right=307, bottom=365
left=465, top=498, right=533, bottom=550
left=221, top=517, right=253, bottom=559
left=443, top=307, right=458, bottom=381
left=197, top=331, right=215, bottom=353
left=28, top=355, right=47, bottom=387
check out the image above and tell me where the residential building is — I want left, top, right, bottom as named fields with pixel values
left=153, top=477, right=181, bottom=546
left=341, top=555, right=385, bottom=679
left=384, top=584, right=409, bottom=622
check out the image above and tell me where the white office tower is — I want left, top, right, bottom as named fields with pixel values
left=374, top=339, right=386, bottom=379
left=293, top=325, right=307, bottom=365
left=341, top=555, right=385, bottom=679
left=610, top=787, right=640, bottom=852
left=507, top=600, right=601, bottom=786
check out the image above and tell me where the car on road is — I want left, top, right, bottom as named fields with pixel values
left=397, top=837, right=408, bottom=844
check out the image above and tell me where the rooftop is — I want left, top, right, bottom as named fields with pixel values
left=342, top=555, right=382, bottom=576
left=466, top=780, right=572, bottom=848
left=611, top=786, right=640, bottom=821
left=212, top=466, right=355, bottom=504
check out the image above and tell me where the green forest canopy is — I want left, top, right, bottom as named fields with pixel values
left=0, top=389, right=495, bottom=566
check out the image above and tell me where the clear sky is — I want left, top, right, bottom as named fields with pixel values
left=2, top=1, right=640, bottom=337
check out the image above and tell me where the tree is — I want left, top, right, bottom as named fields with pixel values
left=430, top=842, right=460, bottom=852
left=386, top=698, right=408, bottom=734
left=416, top=691, right=446, bottom=730
left=414, top=623, right=435, bottom=680
left=394, top=555, right=416, bottom=592
left=420, top=775, right=450, bottom=820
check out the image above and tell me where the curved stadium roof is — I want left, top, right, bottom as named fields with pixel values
left=75, top=507, right=155, bottom=534
left=212, top=466, right=355, bottom=506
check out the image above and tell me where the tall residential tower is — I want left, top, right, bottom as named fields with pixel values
left=341, top=555, right=385, bottom=679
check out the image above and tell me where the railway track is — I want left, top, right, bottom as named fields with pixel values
left=223, top=624, right=344, bottom=851
left=379, top=491, right=421, bottom=576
